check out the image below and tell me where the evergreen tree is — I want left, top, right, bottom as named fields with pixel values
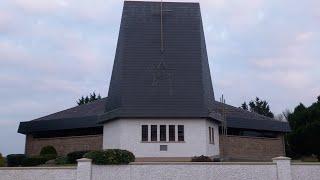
left=77, top=96, right=85, bottom=105
left=90, top=92, right=97, bottom=101
left=77, top=92, right=102, bottom=105
left=241, top=97, right=274, bottom=118
left=84, top=96, right=90, bottom=104
left=241, top=102, right=248, bottom=110
left=286, top=96, right=320, bottom=160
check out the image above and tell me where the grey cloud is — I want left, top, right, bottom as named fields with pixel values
left=203, top=0, right=319, bottom=115
left=10, top=0, right=123, bottom=24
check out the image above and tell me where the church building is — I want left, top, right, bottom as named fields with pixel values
left=18, top=1, right=290, bottom=161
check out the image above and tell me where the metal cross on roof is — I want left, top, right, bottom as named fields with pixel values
left=150, top=1, right=174, bottom=95
left=159, top=0, right=172, bottom=53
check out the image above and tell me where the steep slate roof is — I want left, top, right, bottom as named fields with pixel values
left=18, top=98, right=290, bottom=134
left=18, top=1, right=290, bottom=134
left=101, top=1, right=219, bottom=122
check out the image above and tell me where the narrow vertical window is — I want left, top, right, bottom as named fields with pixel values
left=209, top=127, right=212, bottom=143
left=169, top=125, right=175, bottom=141
left=178, top=125, right=184, bottom=141
left=141, top=125, right=148, bottom=142
left=160, top=125, right=166, bottom=141
left=151, top=125, right=157, bottom=141
left=211, top=127, right=215, bottom=144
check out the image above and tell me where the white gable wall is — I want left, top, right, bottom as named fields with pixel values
left=103, top=120, right=122, bottom=149
left=205, top=119, right=220, bottom=156
left=103, top=118, right=219, bottom=158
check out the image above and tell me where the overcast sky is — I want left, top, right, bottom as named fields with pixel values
left=0, top=0, right=319, bottom=155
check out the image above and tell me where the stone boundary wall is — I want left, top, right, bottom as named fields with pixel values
left=1, top=157, right=320, bottom=180
left=92, top=162, right=277, bottom=180
left=291, top=163, right=320, bottom=180
left=0, top=166, right=76, bottom=180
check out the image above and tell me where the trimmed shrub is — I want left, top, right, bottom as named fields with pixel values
left=83, top=151, right=105, bottom=165
left=116, top=149, right=135, bottom=164
left=84, top=149, right=135, bottom=165
left=213, top=158, right=221, bottom=162
left=41, top=154, right=57, bottom=161
left=191, top=155, right=212, bottom=162
left=67, top=151, right=90, bottom=164
left=0, top=153, right=5, bottom=167
left=55, top=156, right=69, bottom=165
left=40, top=146, right=57, bottom=156
left=21, top=156, right=47, bottom=167
left=301, top=155, right=319, bottom=162
left=6, top=154, right=26, bottom=167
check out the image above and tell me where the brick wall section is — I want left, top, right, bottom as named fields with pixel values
left=25, top=134, right=285, bottom=161
left=219, top=135, right=285, bottom=161
left=25, top=134, right=103, bottom=156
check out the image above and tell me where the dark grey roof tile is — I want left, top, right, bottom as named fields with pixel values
left=103, top=1, right=217, bottom=121
left=18, top=98, right=290, bottom=133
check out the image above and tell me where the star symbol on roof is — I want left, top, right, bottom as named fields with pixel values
left=151, top=61, right=175, bottom=95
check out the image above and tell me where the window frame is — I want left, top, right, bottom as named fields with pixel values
left=209, top=127, right=212, bottom=143
left=177, top=125, right=184, bottom=142
left=211, top=127, right=215, bottom=144
left=140, top=124, right=186, bottom=143
left=160, top=125, right=167, bottom=141
left=168, top=125, right=175, bottom=141
left=151, top=125, right=158, bottom=142
left=141, top=125, right=148, bottom=142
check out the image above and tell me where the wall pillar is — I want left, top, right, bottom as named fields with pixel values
left=77, top=158, right=92, bottom=180
left=273, top=156, right=292, bottom=180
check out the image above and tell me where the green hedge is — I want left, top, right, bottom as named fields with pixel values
left=84, top=149, right=135, bottom=165
left=55, top=156, right=69, bottom=165
left=191, top=155, right=212, bottom=162
left=0, top=153, right=5, bottom=167
left=42, top=154, right=57, bottom=161
left=83, top=151, right=105, bottom=164
left=40, top=146, right=57, bottom=156
left=21, top=156, right=47, bottom=167
left=67, top=151, right=90, bottom=164
left=6, top=154, right=26, bottom=167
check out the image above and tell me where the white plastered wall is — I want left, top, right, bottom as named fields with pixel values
left=103, top=118, right=219, bottom=158
left=205, top=119, right=220, bottom=157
